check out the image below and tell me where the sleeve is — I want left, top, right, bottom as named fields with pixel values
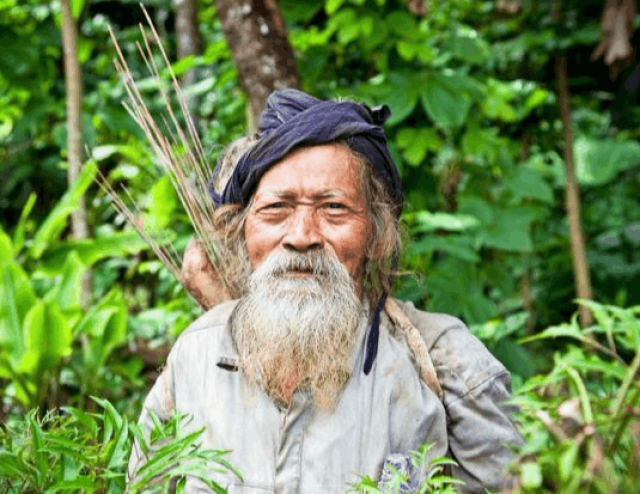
left=430, top=323, right=523, bottom=493
left=127, top=358, right=176, bottom=483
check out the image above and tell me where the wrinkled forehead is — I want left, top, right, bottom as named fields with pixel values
left=251, top=143, right=365, bottom=201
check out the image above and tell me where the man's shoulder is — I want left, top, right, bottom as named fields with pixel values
left=393, top=298, right=466, bottom=349
left=393, top=298, right=508, bottom=399
left=175, top=299, right=239, bottom=343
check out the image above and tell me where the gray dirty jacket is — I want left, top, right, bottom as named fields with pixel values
left=129, top=299, right=521, bottom=494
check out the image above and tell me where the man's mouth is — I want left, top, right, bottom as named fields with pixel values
left=283, top=268, right=315, bottom=276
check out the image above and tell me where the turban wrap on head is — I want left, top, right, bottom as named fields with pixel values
left=210, top=88, right=403, bottom=375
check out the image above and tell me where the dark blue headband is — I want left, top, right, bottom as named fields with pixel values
left=210, top=88, right=403, bottom=213
left=211, top=88, right=403, bottom=375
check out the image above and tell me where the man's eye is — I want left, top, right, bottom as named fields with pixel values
left=265, top=202, right=287, bottom=209
left=325, top=202, right=347, bottom=211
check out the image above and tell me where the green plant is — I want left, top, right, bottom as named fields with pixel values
left=0, top=398, right=241, bottom=493
left=349, top=444, right=462, bottom=494
left=0, top=164, right=148, bottom=410
left=507, top=301, right=640, bottom=493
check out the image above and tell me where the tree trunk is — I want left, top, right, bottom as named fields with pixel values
left=214, top=0, right=300, bottom=129
left=554, top=52, right=594, bottom=327
left=61, top=0, right=90, bottom=302
left=174, top=0, right=202, bottom=114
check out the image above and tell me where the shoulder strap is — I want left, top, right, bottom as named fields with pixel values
left=384, top=298, right=444, bottom=401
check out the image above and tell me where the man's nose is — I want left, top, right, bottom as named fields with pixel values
left=282, top=207, right=323, bottom=253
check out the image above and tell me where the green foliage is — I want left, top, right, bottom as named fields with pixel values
left=508, top=302, right=640, bottom=493
left=0, top=398, right=241, bottom=493
left=349, top=444, right=463, bottom=494
left=0, top=234, right=130, bottom=409
left=0, top=189, right=148, bottom=410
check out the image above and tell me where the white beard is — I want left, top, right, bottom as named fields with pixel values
left=231, top=250, right=363, bottom=410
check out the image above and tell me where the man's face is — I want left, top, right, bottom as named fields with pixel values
left=244, top=143, right=372, bottom=291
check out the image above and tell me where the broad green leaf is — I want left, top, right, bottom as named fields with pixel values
left=471, top=312, right=529, bottom=344
left=387, top=11, right=418, bottom=37
left=558, top=442, right=579, bottom=482
left=19, top=301, right=45, bottom=374
left=373, top=72, right=425, bottom=126
left=44, top=251, right=86, bottom=312
left=12, top=192, right=36, bottom=253
left=0, top=225, right=13, bottom=262
left=91, top=144, right=120, bottom=161
left=384, top=90, right=417, bottom=126
left=338, top=21, right=360, bottom=44
left=624, top=222, right=640, bottom=245
left=480, top=78, right=518, bottom=122
left=183, top=75, right=216, bottom=97
left=0, top=262, right=37, bottom=363
left=91, top=143, right=146, bottom=166
left=328, top=8, right=357, bottom=43
left=25, top=300, right=73, bottom=368
left=520, top=462, right=542, bottom=488
left=145, top=175, right=179, bottom=231
left=503, top=167, right=554, bottom=204
left=491, top=337, right=537, bottom=379
left=520, top=323, right=582, bottom=343
left=49, top=478, right=97, bottom=491
left=325, top=0, right=347, bottom=15
left=100, top=290, right=127, bottom=350
left=464, top=291, right=499, bottom=324
left=410, top=210, right=480, bottom=232
left=77, top=37, right=94, bottom=64
left=39, top=231, right=150, bottom=274
left=424, top=258, right=497, bottom=324
left=524, top=87, right=549, bottom=111
left=30, top=163, right=98, bottom=259
left=291, top=26, right=334, bottom=50
left=421, top=73, right=472, bottom=130
left=75, top=290, right=127, bottom=370
left=481, top=224, right=531, bottom=251
left=359, top=16, right=374, bottom=38
left=397, top=41, right=417, bottom=61
left=396, top=128, right=442, bottom=165
left=172, top=54, right=197, bottom=76
left=279, top=0, right=324, bottom=23
left=560, top=352, right=626, bottom=381
left=477, top=207, right=539, bottom=251
left=395, top=128, right=414, bottom=149
left=409, top=236, right=480, bottom=262
left=71, top=0, right=86, bottom=20
left=574, top=136, right=640, bottom=186
left=481, top=99, right=517, bottom=122
left=461, top=126, right=503, bottom=163
left=399, top=130, right=427, bottom=165
left=458, top=196, right=494, bottom=224
left=74, top=305, right=117, bottom=339
left=442, top=29, right=489, bottom=65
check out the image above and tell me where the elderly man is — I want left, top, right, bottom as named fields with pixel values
left=129, top=89, right=522, bottom=493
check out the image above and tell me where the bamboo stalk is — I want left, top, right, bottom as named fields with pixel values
left=105, top=10, right=224, bottom=286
